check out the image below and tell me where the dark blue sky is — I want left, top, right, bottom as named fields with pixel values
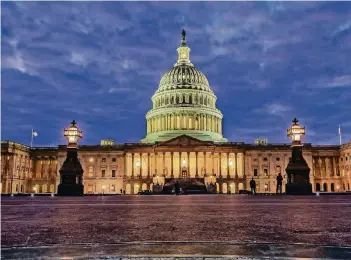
left=2, top=2, right=351, bottom=146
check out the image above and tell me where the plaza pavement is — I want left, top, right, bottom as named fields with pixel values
left=1, top=195, right=351, bottom=259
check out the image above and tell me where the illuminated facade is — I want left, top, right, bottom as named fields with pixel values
left=1, top=31, right=350, bottom=195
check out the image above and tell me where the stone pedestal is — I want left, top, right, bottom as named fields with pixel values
left=57, top=148, right=84, bottom=196
left=285, top=145, right=312, bottom=195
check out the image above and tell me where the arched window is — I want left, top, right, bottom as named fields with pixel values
left=189, top=94, right=193, bottom=104
left=316, top=183, right=321, bottom=191
left=331, top=183, right=335, bottom=192
left=323, top=183, right=328, bottom=192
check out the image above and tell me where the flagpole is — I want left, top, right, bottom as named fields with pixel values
left=30, top=129, right=33, bottom=148
left=339, top=125, right=342, bottom=145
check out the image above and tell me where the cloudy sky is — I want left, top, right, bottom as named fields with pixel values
left=2, top=1, right=351, bottom=146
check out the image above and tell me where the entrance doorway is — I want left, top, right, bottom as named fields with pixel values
left=181, top=168, right=189, bottom=178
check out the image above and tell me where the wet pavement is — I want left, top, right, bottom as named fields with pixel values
left=1, top=195, right=351, bottom=259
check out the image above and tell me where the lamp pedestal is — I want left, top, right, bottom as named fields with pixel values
left=285, top=145, right=312, bottom=195
left=57, top=148, right=84, bottom=196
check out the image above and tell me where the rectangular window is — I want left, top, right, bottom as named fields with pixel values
left=264, top=169, right=268, bottom=176
left=253, top=168, right=258, bottom=176
left=112, top=170, right=116, bottom=177
left=102, top=158, right=106, bottom=162
left=112, top=158, right=116, bottom=162
left=101, top=169, right=106, bottom=177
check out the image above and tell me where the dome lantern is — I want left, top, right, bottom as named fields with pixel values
left=176, top=29, right=192, bottom=66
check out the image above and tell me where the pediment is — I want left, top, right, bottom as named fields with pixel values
left=155, top=135, right=213, bottom=147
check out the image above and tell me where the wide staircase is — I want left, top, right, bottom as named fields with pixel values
left=162, top=178, right=211, bottom=194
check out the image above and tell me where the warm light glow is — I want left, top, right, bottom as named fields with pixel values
left=89, top=157, right=94, bottom=162
left=229, top=160, right=233, bottom=166
left=102, top=186, right=105, bottom=189
left=182, top=159, right=186, bottom=165
left=64, top=120, right=83, bottom=148
left=33, top=187, right=36, bottom=191
left=287, top=118, right=305, bottom=144
left=136, top=161, right=140, bottom=167
left=337, top=185, right=340, bottom=189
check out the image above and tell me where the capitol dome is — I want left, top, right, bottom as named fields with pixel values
left=141, top=30, right=227, bottom=143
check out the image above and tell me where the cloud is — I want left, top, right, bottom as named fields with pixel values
left=1, top=1, right=350, bottom=146
left=324, top=75, right=351, bottom=88
left=253, top=103, right=292, bottom=117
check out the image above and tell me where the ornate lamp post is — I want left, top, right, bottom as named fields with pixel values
left=57, top=120, right=84, bottom=196
left=285, top=118, right=312, bottom=195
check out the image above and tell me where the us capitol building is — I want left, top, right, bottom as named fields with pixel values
left=1, top=31, right=350, bottom=195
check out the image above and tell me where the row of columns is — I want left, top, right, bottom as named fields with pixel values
left=126, top=152, right=243, bottom=178
left=147, top=114, right=222, bottom=134
left=313, top=157, right=339, bottom=177
left=153, top=94, right=214, bottom=109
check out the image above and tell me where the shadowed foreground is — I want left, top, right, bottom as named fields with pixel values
left=2, top=195, right=351, bottom=259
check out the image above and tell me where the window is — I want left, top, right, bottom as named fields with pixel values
left=253, top=169, right=258, bottom=176
left=112, top=170, right=116, bottom=177
left=101, top=158, right=106, bottom=163
left=276, top=166, right=281, bottom=174
left=263, top=157, right=267, bottom=161
left=88, top=166, right=94, bottom=177
left=102, top=169, right=106, bottom=177
left=263, top=169, right=268, bottom=176
left=276, top=157, right=280, bottom=161
left=112, top=158, right=116, bottom=162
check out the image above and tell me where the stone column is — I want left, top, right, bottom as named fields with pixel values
left=154, top=152, right=157, bottom=175
left=212, top=152, right=215, bottom=174
left=163, top=152, right=166, bottom=175
left=332, top=157, right=336, bottom=176
left=235, top=153, right=238, bottom=177
left=140, top=153, right=142, bottom=177
left=179, top=152, right=182, bottom=177
left=227, top=153, right=230, bottom=178
left=147, top=153, right=150, bottom=178
left=187, top=152, right=190, bottom=176
left=171, top=152, right=174, bottom=178
left=204, top=152, right=207, bottom=175
left=131, top=153, right=134, bottom=178
left=195, top=152, right=199, bottom=177
left=219, top=153, right=222, bottom=178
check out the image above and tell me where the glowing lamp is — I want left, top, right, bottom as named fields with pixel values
left=64, top=120, right=83, bottom=148
left=229, top=160, right=233, bottom=166
left=182, top=159, right=186, bottom=165
left=287, top=118, right=305, bottom=145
